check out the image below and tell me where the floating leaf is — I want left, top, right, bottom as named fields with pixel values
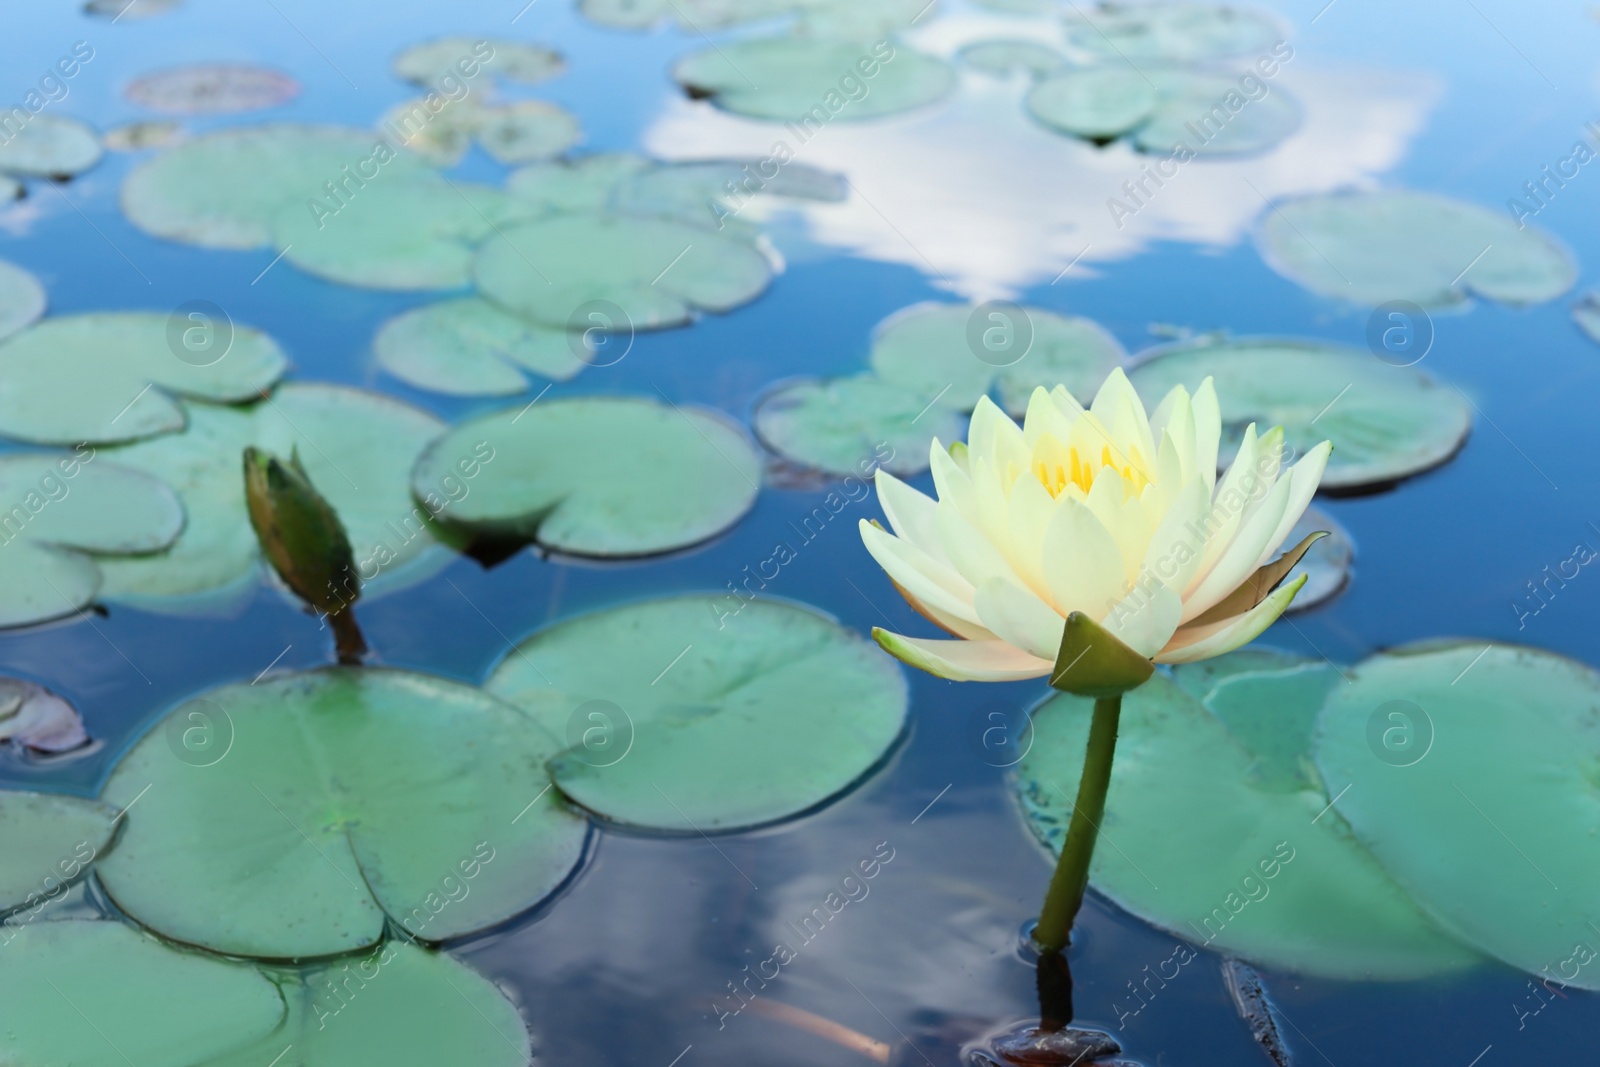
left=99, top=668, right=587, bottom=959
left=1063, top=4, right=1284, bottom=62
left=0, top=793, right=116, bottom=911
left=104, top=120, right=187, bottom=152
left=96, top=384, right=448, bottom=611
left=413, top=396, right=760, bottom=557
left=395, top=37, right=563, bottom=86
left=753, top=375, right=961, bottom=478
left=0, top=114, right=101, bottom=178
left=1016, top=670, right=1479, bottom=979
left=0, top=258, right=45, bottom=343
left=0, top=452, right=183, bottom=629
left=0, top=312, right=288, bottom=446
left=474, top=213, right=773, bottom=330
left=1315, top=643, right=1600, bottom=989
left=0, top=922, right=286, bottom=1067
left=1257, top=190, right=1576, bottom=307
left=1130, top=69, right=1301, bottom=156
left=673, top=38, right=956, bottom=122
left=488, top=596, right=908, bottom=831
left=125, top=65, right=300, bottom=115
left=958, top=40, right=1069, bottom=77
left=123, top=124, right=432, bottom=250
left=1284, top=504, right=1352, bottom=612
left=381, top=97, right=482, bottom=166
left=869, top=301, right=1125, bottom=414
left=611, top=159, right=846, bottom=231
left=507, top=152, right=651, bottom=212
left=1126, top=337, right=1472, bottom=490
left=1026, top=67, right=1158, bottom=139
left=375, top=297, right=584, bottom=396
left=477, top=101, right=583, bottom=164
left=0, top=679, right=89, bottom=752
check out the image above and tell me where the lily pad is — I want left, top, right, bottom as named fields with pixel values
left=0, top=679, right=89, bottom=752
left=0, top=114, right=102, bottom=178
left=474, top=213, right=773, bottom=330
left=0, top=258, right=45, bottom=342
left=395, top=37, right=563, bottom=86
left=507, top=153, right=651, bottom=212
left=125, top=65, right=301, bottom=114
left=1257, top=190, right=1577, bottom=307
left=1026, top=67, right=1158, bottom=139
left=0, top=452, right=184, bottom=629
left=99, top=668, right=588, bottom=959
left=122, top=124, right=432, bottom=250
left=868, top=301, right=1125, bottom=415
left=579, top=0, right=797, bottom=30
left=672, top=38, right=956, bottom=123
left=0, top=922, right=286, bottom=1067
left=958, top=40, right=1069, bottom=77
left=381, top=96, right=484, bottom=166
left=1130, top=68, right=1300, bottom=156
left=0, top=312, right=288, bottom=446
left=1284, top=504, right=1352, bottom=612
left=0, top=793, right=116, bottom=912
left=1063, top=3, right=1283, bottom=62
left=412, top=395, right=761, bottom=557
left=488, top=596, right=908, bottom=831
left=375, top=297, right=584, bottom=396
left=753, top=375, right=962, bottom=478
left=1017, top=670, right=1480, bottom=979
left=1126, top=337, right=1472, bottom=490
left=611, top=159, right=846, bottom=231
left=274, top=175, right=533, bottom=291
left=104, top=120, right=187, bottom=152
left=1315, top=643, right=1600, bottom=989
left=96, top=383, right=448, bottom=610
left=476, top=101, right=583, bottom=164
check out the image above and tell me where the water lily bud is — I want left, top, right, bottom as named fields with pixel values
left=242, top=447, right=360, bottom=620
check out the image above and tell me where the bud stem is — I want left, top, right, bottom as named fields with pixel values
left=1033, top=694, right=1122, bottom=958
left=329, top=609, right=368, bottom=666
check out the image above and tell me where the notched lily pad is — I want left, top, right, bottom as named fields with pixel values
left=125, top=65, right=301, bottom=114
left=753, top=375, right=960, bottom=478
left=98, top=668, right=588, bottom=960
left=412, top=395, right=761, bottom=558
left=374, top=297, right=584, bottom=396
left=0, top=792, right=116, bottom=911
left=1127, top=336, right=1472, bottom=490
left=0, top=114, right=102, bottom=179
left=488, top=596, right=908, bottom=832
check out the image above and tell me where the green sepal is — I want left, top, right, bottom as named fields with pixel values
left=1049, top=611, right=1153, bottom=697
left=1187, top=531, right=1326, bottom=628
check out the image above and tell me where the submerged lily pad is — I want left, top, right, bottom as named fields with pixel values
left=1127, top=337, right=1472, bottom=490
left=122, top=124, right=432, bottom=250
left=1017, top=669, right=1479, bottom=979
left=412, top=396, right=761, bottom=557
left=1315, top=643, right=1600, bottom=989
left=476, top=101, right=583, bottom=164
left=0, top=114, right=102, bottom=178
left=1063, top=3, right=1283, bottom=62
left=375, top=297, right=584, bottom=396
left=0, top=452, right=184, bottom=629
left=99, top=668, right=587, bottom=959
left=1284, top=504, right=1352, bottom=612
left=489, top=596, right=907, bottom=832
left=0, top=259, right=45, bottom=343
left=958, top=40, right=1069, bottom=77
left=0, top=793, right=116, bottom=911
left=395, top=37, right=563, bottom=86
left=1257, top=190, right=1576, bottom=307
left=0, top=313, right=288, bottom=446
left=869, top=301, right=1125, bottom=414
left=673, top=38, right=956, bottom=122
left=753, top=375, right=962, bottom=478
left=95, top=383, right=447, bottom=611
left=474, top=213, right=773, bottom=330
left=125, top=65, right=301, bottom=114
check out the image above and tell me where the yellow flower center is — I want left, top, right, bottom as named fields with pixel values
left=1030, top=441, right=1149, bottom=499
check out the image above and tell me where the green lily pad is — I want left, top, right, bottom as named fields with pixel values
left=125, top=64, right=301, bottom=115
left=95, top=383, right=448, bottom=611
left=274, top=175, right=532, bottom=291
left=488, top=596, right=907, bottom=831
left=753, top=375, right=962, bottom=478
left=958, top=40, right=1069, bottom=78
left=122, top=124, right=432, bottom=250
left=1181, top=650, right=1340, bottom=793
left=99, top=667, right=588, bottom=959
left=973, top=0, right=1055, bottom=12
left=507, top=153, right=651, bottom=212
left=477, top=102, right=582, bottom=165
left=0, top=258, right=45, bottom=342
left=1130, top=68, right=1300, bottom=156
left=1017, top=671, right=1480, bottom=979
left=0, top=312, right=288, bottom=446
left=0, top=175, right=20, bottom=200
left=672, top=38, right=956, bottom=123
left=1314, top=643, right=1600, bottom=988
left=1574, top=291, right=1600, bottom=345
left=0, top=793, right=116, bottom=912
left=578, top=0, right=796, bottom=30
left=611, top=159, right=846, bottom=231
left=868, top=301, right=1125, bottom=415
left=1257, top=190, right=1577, bottom=307
left=375, top=297, right=585, bottom=396
left=796, top=0, right=933, bottom=36
left=1026, top=67, right=1158, bottom=139
left=0, top=115, right=102, bottom=178
left=474, top=213, right=773, bottom=330
left=1063, top=3, right=1283, bottom=62
left=1284, top=504, right=1352, bottom=612
left=1126, top=337, right=1472, bottom=490
left=0, top=452, right=184, bottom=629
left=0, top=922, right=286, bottom=1067
left=412, top=395, right=761, bottom=557
left=395, top=37, right=564, bottom=86
left=380, top=97, right=480, bottom=166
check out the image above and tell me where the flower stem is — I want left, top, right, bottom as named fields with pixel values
left=1033, top=694, right=1122, bottom=955
left=329, top=609, right=368, bottom=666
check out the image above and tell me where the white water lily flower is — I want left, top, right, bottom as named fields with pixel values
left=860, top=368, right=1332, bottom=682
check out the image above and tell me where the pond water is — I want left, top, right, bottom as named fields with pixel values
left=2, top=0, right=1599, bottom=1064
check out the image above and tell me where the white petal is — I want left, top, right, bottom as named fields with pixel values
left=1041, top=498, right=1128, bottom=620
left=1004, top=470, right=1059, bottom=599
left=1192, top=377, right=1221, bottom=492
left=970, top=395, right=1028, bottom=472
left=859, top=520, right=979, bottom=624
left=1139, top=477, right=1211, bottom=595
left=1186, top=423, right=1258, bottom=595
left=1156, top=574, right=1307, bottom=664
left=873, top=629, right=1054, bottom=682
left=1258, top=440, right=1332, bottom=569
left=1025, top=385, right=1076, bottom=449
left=874, top=469, right=945, bottom=561
left=935, top=500, right=1017, bottom=589
left=1088, top=367, right=1156, bottom=470
left=1102, top=580, right=1184, bottom=658
left=1181, top=470, right=1292, bottom=623
left=975, top=577, right=1065, bottom=661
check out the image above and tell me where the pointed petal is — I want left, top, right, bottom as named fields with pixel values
left=1102, top=580, right=1184, bottom=658
left=975, top=577, right=1065, bottom=660
left=859, top=519, right=979, bottom=625
left=1259, top=440, right=1332, bottom=568
left=872, top=629, right=1054, bottom=682
left=875, top=469, right=944, bottom=560
left=1042, top=498, right=1128, bottom=620
left=1156, top=573, right=1307, bottom=664
left=1192, top=376, right=1221, bottom=491
left=1181, top=470, right=1292, bottom=622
